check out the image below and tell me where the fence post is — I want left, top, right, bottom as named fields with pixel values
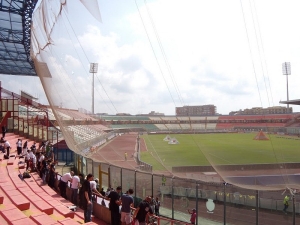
left=223, top=183, right=227, bottom=225
left=293, top=194, right=295, bottom=225
left=120, top=168, right=122, bottom=191
left=134, top=170, right=137, bottom=199
left=151, top=173, right=154, bottom=198
left=256, top=190, right=259, bottom=225
left=171, top=176, right=174, bottom=220
left=196, top=183, right=199, bottom=225
left=108, top=165, right=111, bottom=188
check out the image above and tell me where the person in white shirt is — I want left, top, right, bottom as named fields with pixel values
left=59, top=171, right=74, bottom=199
left=25, top=149, right=36, bottom=171
left=29, top=150, right=36, bottom=170
left=38, top=153, right=45, bottom=171
left=90, top=178, right=103, bottom=200
left=4, top=140, right=10, bottom=157
left=71, top=173, right=83, bottom=206
left=16, top=139, right=22, bottom=155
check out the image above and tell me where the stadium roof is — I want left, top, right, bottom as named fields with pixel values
left=0, top=0, right=38, bottom=76
left=280, top=99, right=300, bottom=106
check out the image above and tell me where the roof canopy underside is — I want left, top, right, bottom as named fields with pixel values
left=0, top=0, right=37, bottom=76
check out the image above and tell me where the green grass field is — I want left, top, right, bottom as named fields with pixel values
left=140, top=133, right=300, bottom=171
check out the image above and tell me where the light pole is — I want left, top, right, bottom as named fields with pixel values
left=89, top=63, right=98, bottom=115
left=282, top=62, right=291, bottom=111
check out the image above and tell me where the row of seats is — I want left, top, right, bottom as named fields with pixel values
left=0, top=135, right=98, bottom=225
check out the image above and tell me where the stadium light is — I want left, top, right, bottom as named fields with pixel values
left=89, top=63, right=98, bottom=115
left=282, top=62, right=291, bottom=111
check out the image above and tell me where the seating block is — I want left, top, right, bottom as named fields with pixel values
left=9, top=194, right=30, bottom=211
left=7, top=156, right=16, bottom=165
left=54, top=204, right=74, bottom=218
left=46, top=199, right=62, bottom=207
left=11, top=217, right=38, bottom=225
left=18, top=161, right=25, bottom=169
left=0, top=183, right=16, bottom=190
left=0, top=203, right=16, bottom=211
left=30, top=212, right=58, bottom=225
left=0, top=208, right=27, bottom=225
left=58, top=217, right=81, bottom=225
left=32, top=200, right=54, bottom=215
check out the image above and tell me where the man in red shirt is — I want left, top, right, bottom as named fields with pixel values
left=188, top=208, right=197, bottom=224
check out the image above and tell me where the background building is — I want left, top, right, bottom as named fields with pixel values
left=176, top=105, right=217, bottom=116
left=229, top=106, right=293, bottom=115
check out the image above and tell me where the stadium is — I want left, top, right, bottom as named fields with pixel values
left=1, top=1, right=300, bottom=225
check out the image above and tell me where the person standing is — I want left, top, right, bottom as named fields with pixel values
left=2, top=125, right=6, bottom=138
left=59, top=171, right=74, bottom=199
left=48, top=162, right=56, bottom=189
left=162, top=175, right=166, bottom=186
left=80, top=173, right=94, bottom=223
left=133, top=196, right=153, bottom=225
left=4, top=139, right=11, bottom=157
left=16, top=139, right=22, bottom=155
left=124, top=152, right=128, bottom=161
left=121, top=188, right=134, bottom=225
left=71, top=173, right=83, bottom=206
left=188, top=208, right=197, bottom=225
left=106, top=186, right=122, bottom=225
left=154, top=197, right=160, bottom=216
left=283, top=195, right=290, bottom=214
left=23, top=140, right=28, bottom=155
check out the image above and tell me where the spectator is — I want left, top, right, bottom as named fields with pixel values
left=48, top=161, right=56, bottom=189
left=154, top=197, right=160, bottom=216
left=121, top=188, right=134, bottom=225
left=16, top=139, right=22, bottom=155
left=23, top=140, right=28, bottom=155
left=27, top=149, right=37, bottom=171
left=0, top=143, right=4, bottom=153
left=80, top=173, right=94, bottom=223
left=105, top=187, right=111, bottom=196
left=133, top=196, right=153, bottom=225
left=30, top=142, right=37, bottom=154
left=71, top=173, right=83, bottom=206
left=2, top=125, right=6, bottom=138
left=59, top=171, right=74, bottom=199
left=106, top=186, right=122, bottom=225
left=90, top=178, right=104, bottom=201
left=4, top=139, right=11, bottom=157
left=38, top=152, right=45, bottom=172
left=40, top=157, right=49, bottom=184
left=149, top=196, right=155, bottom=213
left=100, top=187, right=106, bottom=196
left=188, top=208, right=197, bottom=225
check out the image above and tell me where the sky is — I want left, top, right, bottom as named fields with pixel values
left=1, top=0, right=300, bottom=115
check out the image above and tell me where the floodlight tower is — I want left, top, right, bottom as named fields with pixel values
left=282, top=62, right=291, bottom=111
left=89, top=63, right=98, bottom=115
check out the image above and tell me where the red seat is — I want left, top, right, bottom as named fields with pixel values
left=8, top=193, right=30, bottom=211
left=54, top=204, right=74, bottom=218
left=0, top=194, right=3, bottom=204
left=0, top=208, right=27, bottom=224
left=58, top=217, right=81, bottom=225
left=30, top=212, right=58, bottom=225
left=11, top=217, right=38, bottom=225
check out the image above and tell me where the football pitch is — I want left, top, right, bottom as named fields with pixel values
left=140, top=133, right=300, bottom=171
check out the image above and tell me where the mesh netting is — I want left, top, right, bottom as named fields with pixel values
left=31, top=0, right=300, bottom=191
